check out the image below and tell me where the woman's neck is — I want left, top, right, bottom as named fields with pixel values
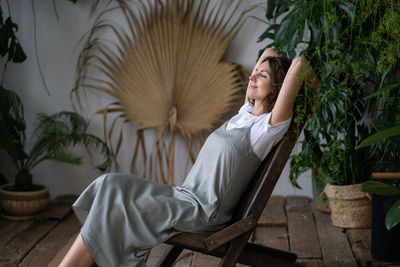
left=250, top=100, right=270, bottom=116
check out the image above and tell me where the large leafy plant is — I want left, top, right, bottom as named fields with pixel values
left=0, top=86, right=113, bottom=191
left=259, top=0, right=400, bottom=186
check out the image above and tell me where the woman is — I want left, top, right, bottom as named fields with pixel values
left=60, top=48, right=318, bottom=267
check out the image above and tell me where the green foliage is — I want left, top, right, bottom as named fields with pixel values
left=0, top=6, right=26, bottom=63
left=359, top=125, right=400, bottom=148
left=260, top=0, right=400, bottom=186
left=0, top=86, right=27, bottom=169
left=0, top=86, right=113, bottom=190
left=362, top=181, right=400, bottom=196
left=386, top=200, right=400, bottom=230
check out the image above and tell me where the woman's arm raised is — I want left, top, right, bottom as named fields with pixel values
left=269, top=56, right=319, bottom=125
left=255, top=48, right=280, bottom=68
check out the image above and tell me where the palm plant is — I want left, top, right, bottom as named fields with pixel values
left=71, top=0, right=256, bottom=185
left=0, top=86, right=112, bottom=191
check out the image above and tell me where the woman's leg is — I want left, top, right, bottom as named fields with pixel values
left=59, top=233, right=95, bottom=267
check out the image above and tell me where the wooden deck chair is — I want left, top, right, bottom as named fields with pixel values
left=156, top=95, right=313, bottom=267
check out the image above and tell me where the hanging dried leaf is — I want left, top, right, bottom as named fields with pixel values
left=71, top=0, right=253, bottom=184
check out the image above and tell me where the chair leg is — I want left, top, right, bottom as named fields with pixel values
left=155, top=245, right=183, bottom=267
left=218, top=234, right=249, bottom=267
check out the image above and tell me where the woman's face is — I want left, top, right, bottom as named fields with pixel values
left=247, top=61, right=273, bottom=101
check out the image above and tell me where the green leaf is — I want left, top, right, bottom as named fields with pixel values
left=385, top=200, right=400, bottom=230
left=276, top=2, right=289, bottom=17
left=25, top=111, right=112, bottom=172
left=371, top=119, right=394, bottom=131
left=1, top=16, right=27, bottom=63
left=12, top=43, right=27, bottom=63
left=257, top=24, right=279, bottom=43
left=362, top=90, right=380, bottom=100
left=52, top=150, right=83, bottom=165
left=362, top=181, right=400, bottom=195
left=266, top=0, right=277, bottom=20
left=338, top=2, right=355, bottom=22
left=358, top=125, right=400, bottom=148
left=0, top=86, right=27, bottom=168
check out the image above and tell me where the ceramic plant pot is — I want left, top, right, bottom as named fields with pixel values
left=0, top=184, right=49, bottom=220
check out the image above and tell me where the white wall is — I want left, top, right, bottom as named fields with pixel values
left=0, top=0, right=312, bottom=199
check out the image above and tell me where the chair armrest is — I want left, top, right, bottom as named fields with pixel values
left=203, top=216, right=257, bottom=252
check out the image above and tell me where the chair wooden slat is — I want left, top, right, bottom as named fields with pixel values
left=203, top=216, right=257, bottom=252
left=163, top=232, right=297, bottom=266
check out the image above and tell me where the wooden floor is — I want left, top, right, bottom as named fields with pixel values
left=1, top=195, right=399, bottom=267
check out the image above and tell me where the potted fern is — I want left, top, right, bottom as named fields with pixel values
left=0, top=87, right=112, bottom=219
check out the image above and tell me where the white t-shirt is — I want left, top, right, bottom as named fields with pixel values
left=226, top=102, right=292, bottom=160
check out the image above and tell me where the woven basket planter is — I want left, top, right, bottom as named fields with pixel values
left=324, top=183, right=371, bottom=228
left=0, top=184, right=49, bottom=220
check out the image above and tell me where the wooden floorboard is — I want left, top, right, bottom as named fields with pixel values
left=346, top=228, right=399, bottom=267
left=2, top=195, right=400, bottom=267
left=0, top=219, right=59, bottom=266
left=258, top=195, right=287, bottom=227
left=296, top=258, right=324, bottom=267
left=253, top=226, right=289, bottom=251
left=286, top=196, right=322, bottom=259
left=18, top=213, right=81, bottom=267
left=0, top=219, right=36, bottom=250
left=312, top=203, right=357, bottom=267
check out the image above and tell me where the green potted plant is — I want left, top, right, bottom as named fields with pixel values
left=0, top=87, right=113, bottom=219
left=259, top=0, right=400, bottom=228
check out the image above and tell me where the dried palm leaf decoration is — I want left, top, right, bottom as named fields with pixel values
left=71, top=0, right=255, bottom=185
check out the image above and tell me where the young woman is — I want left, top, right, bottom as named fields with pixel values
left=60, top=48, right=318, bottom=267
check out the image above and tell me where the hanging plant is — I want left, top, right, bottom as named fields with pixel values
left=71, top=0, right=254, bottom=185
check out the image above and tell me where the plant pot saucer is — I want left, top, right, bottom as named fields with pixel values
left=0, top=211, right=35, bottom=221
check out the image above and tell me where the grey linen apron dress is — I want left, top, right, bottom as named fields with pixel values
left=72, top=120, right=262, bottom=266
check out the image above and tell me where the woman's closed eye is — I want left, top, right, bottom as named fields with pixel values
left=254, top=70, right=267, bottom=79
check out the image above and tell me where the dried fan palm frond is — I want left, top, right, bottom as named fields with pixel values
left=71, top=0, right=254, bottom=185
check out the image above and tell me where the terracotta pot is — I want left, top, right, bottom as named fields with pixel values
left=0, top=184, right=49, bottom=220
left=324, top=183, right=371, bottom=228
